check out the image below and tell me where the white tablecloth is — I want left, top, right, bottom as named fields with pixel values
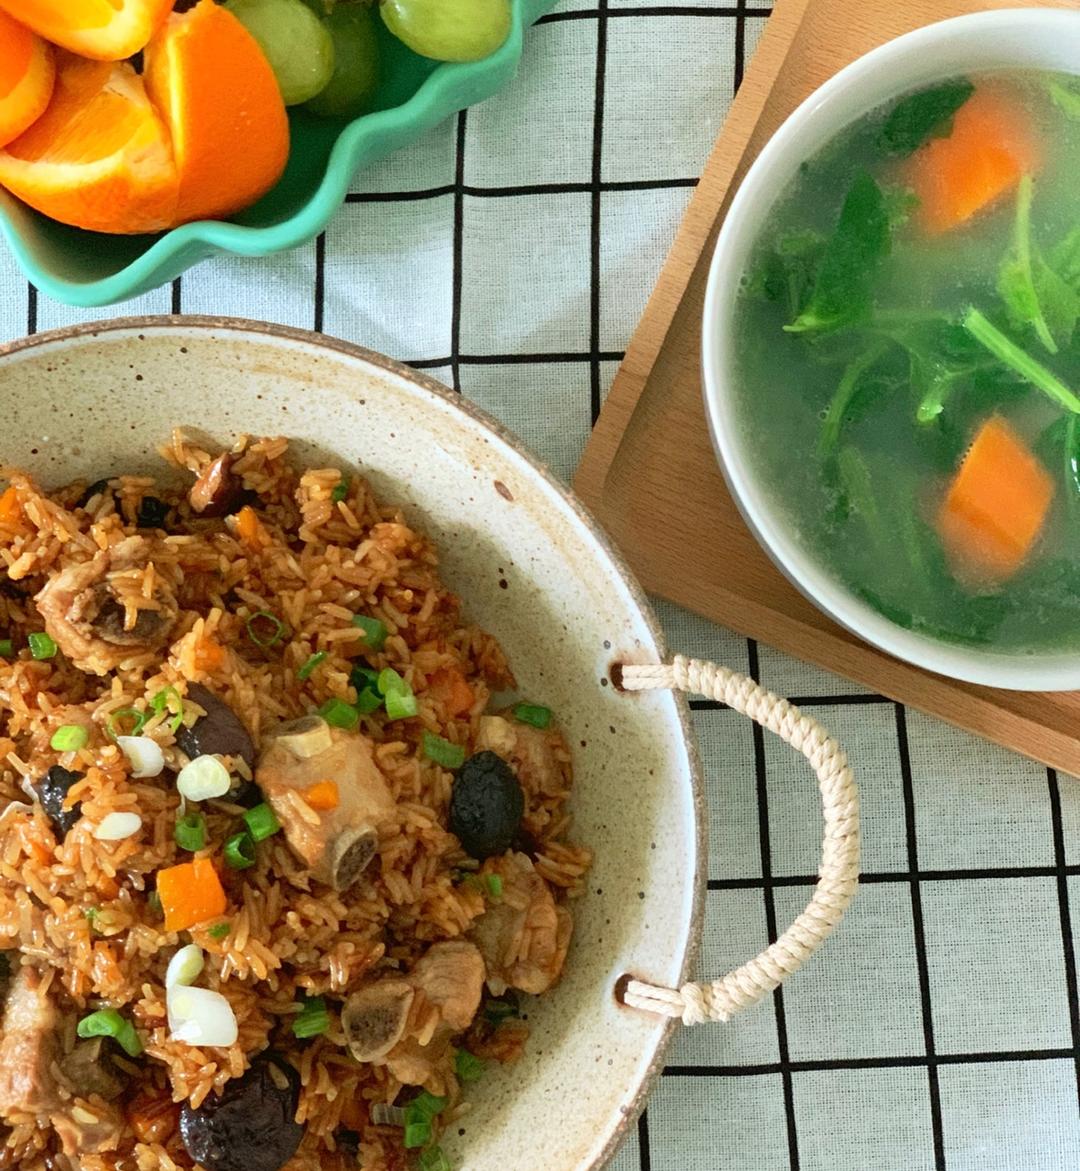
left=2, top=4, right=1079, bottom=1168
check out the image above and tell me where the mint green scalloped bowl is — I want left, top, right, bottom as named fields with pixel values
left=0, top=0, right=553, bottom=308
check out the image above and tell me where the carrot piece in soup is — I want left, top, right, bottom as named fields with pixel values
left=906, top=85, right=1041, bottom=234
left=937, top=415, right=1053, bottom=583
left=157, top=856, right=226, bottom=932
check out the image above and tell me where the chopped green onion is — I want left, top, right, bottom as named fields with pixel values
left=108, top=708, right=148, bottom=738
left=319, top=697, right=359, bottom=731
left=292, top=994, right=330, bottom=1039
left=174, top=811, right=207, bottom=852
left=351, top=614, right=388, bottom=651
left=83, top=906, right=98, bottom=924
left=147, top=890, right=163, bottom=917
left=0, top=639, right=12, bottom=658
left=76, top=1008, right=142, bottom=1057
left=242, top=803, right=280, bottom=843
left=298, top=651, right=327, bottom=681
left=50, top=724, right=89, bottom=752
left=385, top=689, right=418, bottom=720
left=483, top=998, right=518, bottom=1024
left=422, top=732, right=465, bottom=770
left=331, top=479, right=348, bottom=503
left=417, top=1145, right=451, bottom=1171
left=512, top=702, right=552, bottom=730
left=246, top=610, right=286, bottom=649
left=406, top=1092, right=447, bottom=1124
left=350, top=665, right=380, bottom=693
left=207, top=922, right=231, bottom=940
left=378, top=667, right=407, bottom=696
left=354, top=688, right=382, bottom=716
left=454, top=1048, right=485, bottom=1083
left=486, top=874, right=503, bottom=900
left=28, top=632, right=57, bottom=660
left=224, top=831, right=256, bottom=870
left=404, top=1122, right=431, bottom=1149
left=149, top=686, right=185, bottom=734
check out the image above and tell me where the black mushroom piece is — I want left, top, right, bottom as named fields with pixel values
left=91, top=592, right=169, bottom=647
left=448, top=751, right=525, bottom=860
left=179, top=1054, right=303, bottom=1171
left=32, top=765, right=83, bottom=837
left=135, top=495, right=170, bottom=530
left=176, top=684, right=256, bottom=771
left=189, top=453, right=247, bottom=519
left=76, top=479, right=114, bottom=511
left=59, top=1037, right=127, bottom=1101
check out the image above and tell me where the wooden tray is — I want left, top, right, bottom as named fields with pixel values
left=575, top=0, right=1080, bottom=775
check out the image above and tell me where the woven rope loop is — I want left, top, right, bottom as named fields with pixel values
left=618, top=656, right=860, bottom=1026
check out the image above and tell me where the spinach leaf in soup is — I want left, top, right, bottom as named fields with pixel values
left=1036, top=415, right=1080, bottom=516
left=1046, top=76, right=1080, bottom=122
left=997, top=175, right=1080, bottom=354
left=745, top=229, right=826, bottom=318
left=1050, top=227, right=1080, bottom=296
left=785, top=171, right=891, bottom=336
left=878, top=79, right=975, bottom=156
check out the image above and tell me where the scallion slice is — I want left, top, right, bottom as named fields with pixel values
left=298, top=651, right=327, bottom=681
left=0, top=639, right=12, bottom=658
left=246, top=610, right=286, bottom=649
left=149, top=685, right=185, bottom=734
left=28, top=632, right=57, bottom=660
left=351, top=614, right=387, bottom=651
left=404, top=1122, right=431, bottom=1149
left=318, top=697, right=359, bottom=731
left=511, top=702, right=552, bottom=729
left=417, top=1145, right=451, bottom=1171
left=207, top=921, right=231, bottom=940
left=454, top=1048, right=485, bottom=1083
left=350, top=665, right=380, bottom=693
left=77, top=1008, right=142, bottom=1057
left=242, top=802, right=280, bottom=843
left=331, top=479, right=348, bottom=503
left=175, top=811, right=207, bottom=852
left=486, top=874, right=503, bottom=900
left=385, top=689, right=418, bottom=720
left=50, top=724, right=89, bottom=752
left=108, top=707, right=148, bottom=738
left=292, top=994, right=330, bottom=1039
left=354, top=688, right=382, bottom=715
left=377, top=667, right=407, bottom=696
left=422, top=732, right=465, bottom=770
left=224, top=831, right=256, bottom=870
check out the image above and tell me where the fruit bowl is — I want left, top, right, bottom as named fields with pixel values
left=0, top=0, right=554, bottom=308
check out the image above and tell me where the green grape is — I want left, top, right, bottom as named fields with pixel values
left=380, top=0, right=512, bottom=63
left=306, top=5, right=380, bottom=119
left=225, top=0, right=335, bottom=106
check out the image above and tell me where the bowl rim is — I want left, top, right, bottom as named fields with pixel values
left=0, top=0, right=556, bottom=309
left=0, top=313, right=706, bottom=1167
left=702, top=6, right=1080, bottom=692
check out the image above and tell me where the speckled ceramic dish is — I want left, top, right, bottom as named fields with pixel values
left=0, top=317, right=704, bottom=1169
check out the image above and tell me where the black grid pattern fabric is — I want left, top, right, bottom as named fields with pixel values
left=2, top=3, right=1079, bottom=1168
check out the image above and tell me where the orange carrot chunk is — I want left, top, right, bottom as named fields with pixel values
left=428, top=667, right=475, bottom=718
left=0, top=485, right=24, bottom=528
left=906, top=84, right=1041, bottom=235
left=937, top=415, right=1053, bottom=584
left=304, top=781, right=339, bottom=812
left=233, top=504, right=269, bottom=551
left=193, top=635, right=225, bottom=673
left=157, top=856, right=226, bottom=933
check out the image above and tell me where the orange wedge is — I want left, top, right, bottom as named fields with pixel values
left=0, top=52, right=178, bottom=234
left=0, top=0, right=173, bottom=61
left=144, top=0, right=289, bottom=223
left=0, top=11, right=55, bottom=148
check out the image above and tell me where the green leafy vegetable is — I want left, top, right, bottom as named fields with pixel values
left=1050, top=227, right=1080, bottom=295
left=962, top=308, right=1080, bottom=413
left=818, top=340, right=890, bottom=455
left=785, top=172, right=891, bottom=336
left=997, top=175, right=1080, bottom=353
left=746, top=229, right=826, bottom=319
left=878, top=79, right=974, bottom=156
left=1046, top=76, right=1080, bottom=122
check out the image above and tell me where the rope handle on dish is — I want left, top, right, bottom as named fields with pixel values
left=618, top=655, right=860, bottom=1026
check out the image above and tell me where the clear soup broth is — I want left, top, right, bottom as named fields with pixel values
left=734, top=70, right=1080, bottom=652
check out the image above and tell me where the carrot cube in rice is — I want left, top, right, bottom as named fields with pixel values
left=158, top=857, right=227, bottom=933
